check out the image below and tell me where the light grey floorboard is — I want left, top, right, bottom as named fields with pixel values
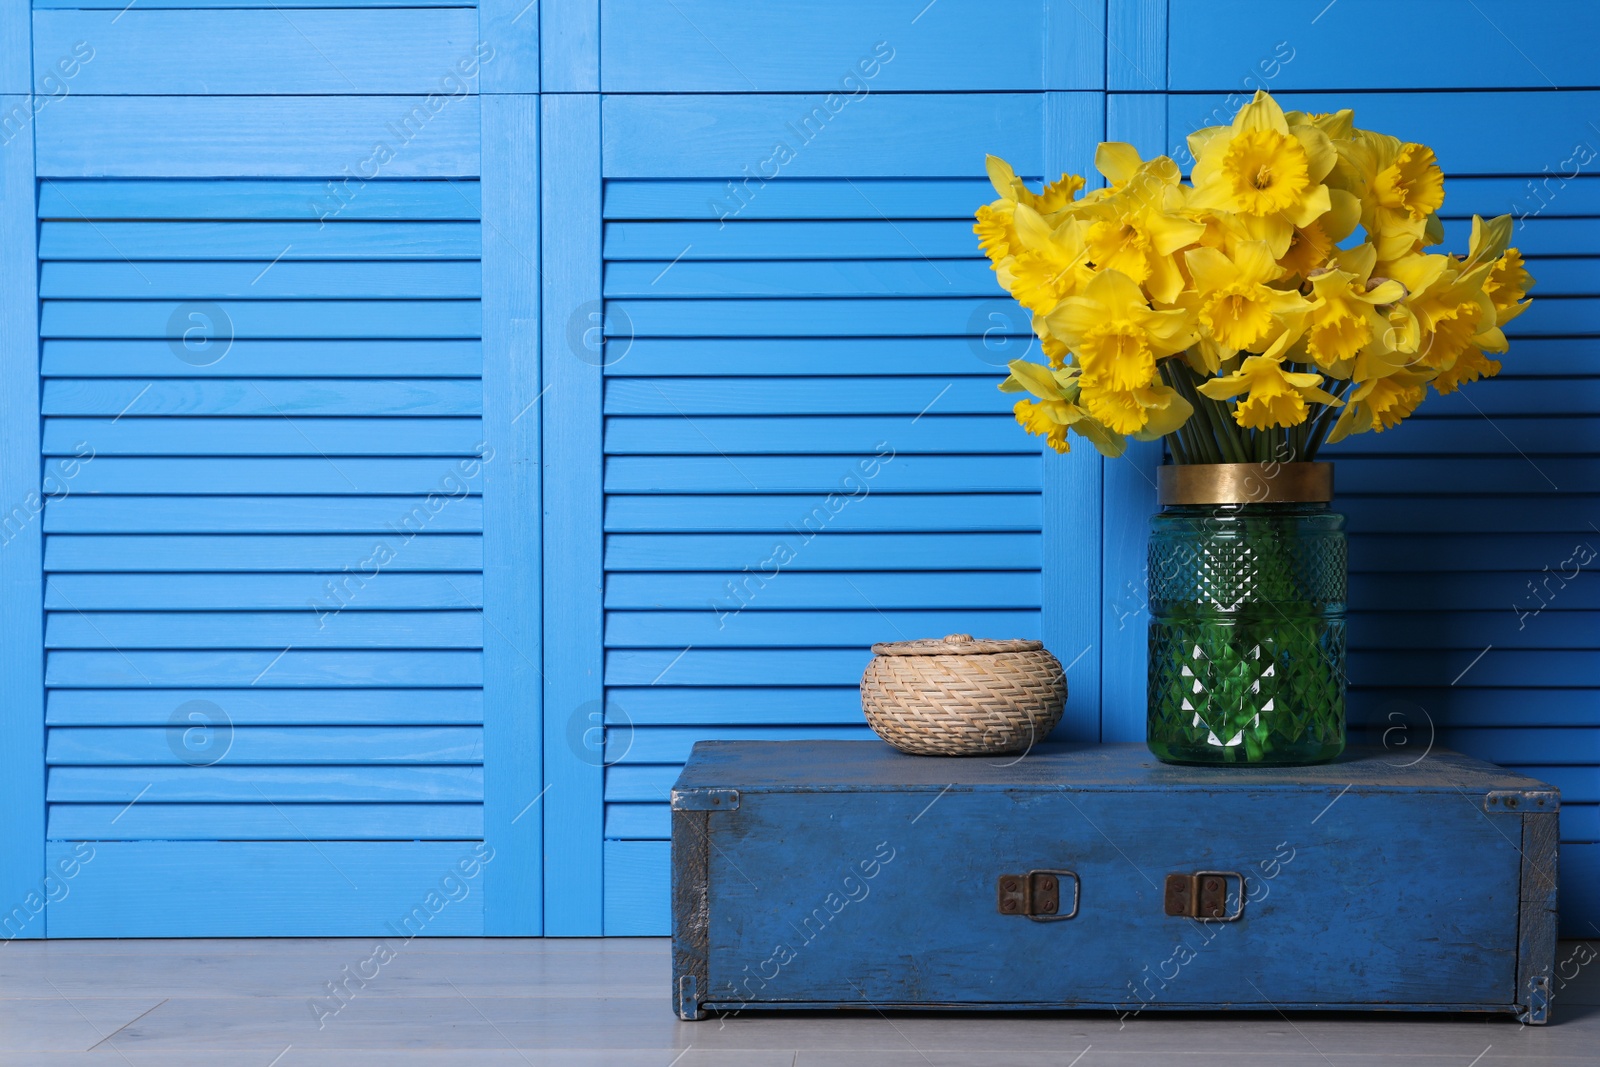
left=0, top=938, right=1593, bottom=1066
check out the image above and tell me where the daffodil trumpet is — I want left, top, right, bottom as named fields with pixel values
left=978, top=90, right=1534, bottom=464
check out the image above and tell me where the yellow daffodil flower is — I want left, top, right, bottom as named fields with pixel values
left=975, top=95, right=1533, bottom=459
left=1184, top=240, right=1309, bottom=356
left=1327, top=370, right=1431, bottom=442
left=1198, top=353, right=1342, bottom=430
left=1001, top=360, right=1126, bottom=456
left=1302, top=245, right=1407, bottom=375
left=1044, top=270, right=1196, bottom=434
left=1003, top=203, right=1095, bottom=315
left=1188, top=91, right=1336, bottom=257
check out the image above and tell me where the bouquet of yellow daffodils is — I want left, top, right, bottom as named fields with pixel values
left=976, top=90, right=1534, bottom=463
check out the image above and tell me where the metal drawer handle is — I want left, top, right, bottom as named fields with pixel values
left=1164, top=870, right=1245, bottom=920
left=997, top=869, right=1080, bottom=921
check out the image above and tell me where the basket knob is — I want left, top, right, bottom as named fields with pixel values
left=943, top=633, right=973, bottom=644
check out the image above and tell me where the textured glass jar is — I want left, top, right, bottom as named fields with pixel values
left=1147, top=499, right=1347, bottom=765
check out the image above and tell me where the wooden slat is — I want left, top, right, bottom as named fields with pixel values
left=478, top=91, right=543, bottom=933
left=611, top=724, right=873, bottom=764
left=601, top=93, right=1046, bottom=178
left=1352, top=650, right=1600, bottom=689
left=45, top=611, right=483, bottom=650
left=1340, top=497, right=1599, bottom=534
left=603, top=258, right=993, bottom=298
left=604, top=570, right=1040, bottom=610
left=36, top=96, right=481, bottom=178
left=604, top=686, right=863, bottom=726
left=603, top=802, right=667, bottom=840
left=35, top=0, right=476, bottom=7
left=604, top=414, right=1032, bottom=455
left=42, top=380, right=482, bottom=417
left=47, top=687, right=484, bottom=726
left=38, top=220, right=481, bottom=259
left=45, top=497, right=484, bottom=534
left=603, top=454, right=1036, bottom=494
left=46, top=766, right=483, bottom=802
left=1169, top=1, right=1600, bottom=91
left=40, top=300, right=481, bottom=340
left=44, top=418, right=486, bottom=456
left=601, top=337, right=1023, bottom=377
left=602, top=219, right=978, bottom=260
left=46, top=725, right=483, bottom=764
left=540, top=91, right=605, bottom=934
left=1349, top=534, right=1600, bottom=571
left=42, top=339, right=482, bottom=378
left=45, top=650, right=483, bottom=688
left=41, top=261, right=482, bottom=299
left=599, top=0, right=1061, bottom=92
left=45, top=534, right=480, bottom=572
left=46, top=574, right=482, bottom=610
left=34, top=10, right=482, bottom=95
left=603, top=531, right=1041, bottom=570
left=1333, top=417, right=1599, bottom=457
left=605, top=608, right=1041, bottom=647
left=1439, top=727, right=1600, bottom=766
left=1356, top=594, right=1587, bottom=646
left=603, top=377, right=1007, bottom=415
left=603, top=493, right=1042, bottom=533
left=602, top=178, right=993, bottom=220
left=59, top=457, right=481, bottom=495
left=38, top=178, right=482, bottom=220
left=42, top=842, right=486, bottom=937
left=47, top=802, right=483, bottom=841
left=1347, top=687, right=1596, bottom=728
left=1170, top=91, right=1600, bottom=176
left=0, top=93, right=44, bottom=932
left=603, top=839, right=668, bottom=936
left=602, top=764, right=680, bottom=801
left=604, top=648, right=870, bottom=687
left=1448, top=176, right=1600, bottom=219
left=609, top=297, right=1034, bottom=339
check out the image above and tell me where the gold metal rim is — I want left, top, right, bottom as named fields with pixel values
left=1156, top=462, right=1334, bottom=506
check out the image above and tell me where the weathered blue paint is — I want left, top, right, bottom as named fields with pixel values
left=673, top=741, right=1559, bottom=1021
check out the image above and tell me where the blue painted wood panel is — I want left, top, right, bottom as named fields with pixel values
left=599, top=1, right=1098, bottom=93
left=1170, top=1, right=1600, bottom=90
left=588, top=73, right=1090, bottom=934
left=36, top=97, right=481, bottom=177
left=0, top=93, right=44, bottom=938
left=45, top=842, right=489, bottom=937
left=33, top=10, right=485, bottom=95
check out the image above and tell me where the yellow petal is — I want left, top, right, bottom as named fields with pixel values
left=1232, top=90, right=1290, bottom=136
left=1007, top=359, right=1064, bottom=401
left=1095, top=142, right=1143, bottom=186
left=1184, top=245, right=1237, bottom=291
left=1133, top=384, right=1194, bottom=440
left=986, top=155, right=1020, bottom=200
left=1232, top=240, right=1282, bottom=285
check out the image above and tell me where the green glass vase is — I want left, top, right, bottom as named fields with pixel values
left=1146, top=466, right=1346, bottom=766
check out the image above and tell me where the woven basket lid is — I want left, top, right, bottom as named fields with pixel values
left=869, top=633, right=1044, bottom=656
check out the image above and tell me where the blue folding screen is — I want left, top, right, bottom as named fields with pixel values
left=0, top=0, right=1594, bottom=938
left=1, top=0, right=541, bottom=936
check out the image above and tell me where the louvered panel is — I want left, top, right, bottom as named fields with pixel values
left=596, top=175, right=1048, bottom=876
left=39, top=178, right=485, bottom=850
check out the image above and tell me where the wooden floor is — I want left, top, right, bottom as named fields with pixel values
left=1, top=938, right=1596, bottom=1066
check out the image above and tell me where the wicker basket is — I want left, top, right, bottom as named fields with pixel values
left=860, top=634, right=1067, bottom=756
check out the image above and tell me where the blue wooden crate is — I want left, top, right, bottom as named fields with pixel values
left=671, top=742, right=1559, bottom=1023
